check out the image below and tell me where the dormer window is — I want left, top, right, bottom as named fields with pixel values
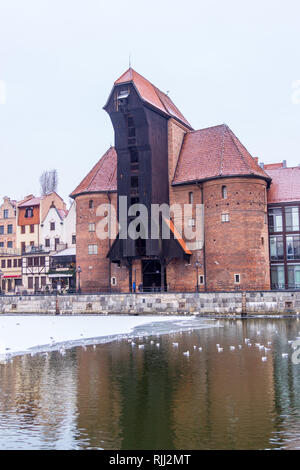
left=25, top=207, right=33, bottom=218
left=117, top=90, right=129, bottom=112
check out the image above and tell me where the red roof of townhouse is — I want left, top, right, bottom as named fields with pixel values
left=265, top=165, right=300, bottom=204
left=110, top=68, right=192, bottom=130
left=70, top=147, right=117, bottom=197
left=173, top=124, right=270, bottom=185
left=18, top=196, right=42, bottom=207
left=57, top=209, right=69, bottom=219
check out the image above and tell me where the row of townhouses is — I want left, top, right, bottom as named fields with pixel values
left=0, top=193, right=76, bottom=294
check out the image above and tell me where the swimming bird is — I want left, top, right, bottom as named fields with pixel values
left=199, top=347, right=202, bottom=351
left=172, top=342, right=179, bottom=347
left=282, top=353, right=289, bottom=358
left=138, top=344, right=145, bottom=349
left=229, top=346, right=235, bottom=350
left=183, top=351, right=190, bottom=357
left=156, top=343, right=160, bottom=348
left=217, top=347, right=223, bottom=352
left=262, top=356, right=267, bottom=362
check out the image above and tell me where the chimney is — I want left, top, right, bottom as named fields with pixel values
left=282, top=160, right=287, bottom=168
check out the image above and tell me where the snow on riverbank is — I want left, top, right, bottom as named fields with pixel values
left=0, top=314, right=201, bottom=359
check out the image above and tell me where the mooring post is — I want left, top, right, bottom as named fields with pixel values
left=55, top=293, right=60, bottom=315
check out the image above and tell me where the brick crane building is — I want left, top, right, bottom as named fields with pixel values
left=71, top=68, right=298, bottom=293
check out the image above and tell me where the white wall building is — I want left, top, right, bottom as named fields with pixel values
left=41, top=201, right=76, bottom=252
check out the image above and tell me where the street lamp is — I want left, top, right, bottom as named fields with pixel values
left=77, top=265, right=82, bottom=294
left=0, top=269, right=3, bottom=296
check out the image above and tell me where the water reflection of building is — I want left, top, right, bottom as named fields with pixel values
left=76, top=345, right=123, bottom=449
left=0, top=352, right=78, bottom=449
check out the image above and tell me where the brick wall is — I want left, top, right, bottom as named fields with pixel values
left=203, top=177, right=270, bottom=291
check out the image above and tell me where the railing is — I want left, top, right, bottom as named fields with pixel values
left=0, top=248, right=21, bottom=256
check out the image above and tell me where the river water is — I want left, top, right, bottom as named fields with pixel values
left=0, top=316, right=299, bottom=450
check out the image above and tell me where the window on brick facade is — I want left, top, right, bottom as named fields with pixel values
left=188, top=192, right=194, bottom=204
left=27, top=258, right=33, bottom=267
left=89, top=200, right=94, bottom=209
left=199, top=275, right=205, bottom=285
left=234, top=274, right=240, bottom=284
left=7, top=224, right=13, bottom=234
left=21, top=225, right=26, bottom=234
left=89, top=223, right=95, bottom=232
left=7, top=259, right=11, bottom=268
left=40, top=257, right=45, bottom=267
left=28, top=277, right=33, bottom=289
left=72, top=235, right=76, bottom=244
left=0, top=226, right=4, bottom=235
left=1, top=260, right=5, bottom=268
left=45, top=238, right=50, bottom=247
left=221, top=213, right=230, bottom=222
left=3, top=210, right=8, bottom=219
left=111, top=276, right=117, bottom=286
left=30, top=224, right=34, bottom=233
left=0, top=242, right=3, bottom=247
left=222, top=186, right=228, bottom=199
left=7, top=241, right=13, bottom=248
left=13, top=259, right=17, bottom=268
left=88, top=244, right=98, bottom=255
left=21, top=242, right=26, bottom=253
left=18, top=259, right=22, bottom=267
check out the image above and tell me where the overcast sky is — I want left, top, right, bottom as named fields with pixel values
left=0, top=0, right=299, bottom=206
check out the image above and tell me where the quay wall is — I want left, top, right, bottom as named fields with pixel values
left=0, top=291, right=300, bottom=316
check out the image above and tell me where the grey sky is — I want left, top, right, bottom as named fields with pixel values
left=0, top=0, right=299, bottom=205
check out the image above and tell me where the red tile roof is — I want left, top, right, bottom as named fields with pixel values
left=18, top=196, right=42, bottom=208
left=266, top=166, right=300, bottom=204
left=70, top=147, right=117, bottom=198
left=57, top=209, right=69, bottom=219
left=113, top=68, right=192, bottom=129
left=173, top=124, right=270, bottom=185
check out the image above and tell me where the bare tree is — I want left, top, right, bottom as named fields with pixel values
left=40, top=170, right=58, bottom=195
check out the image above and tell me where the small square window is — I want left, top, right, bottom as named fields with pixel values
left=221, top=213, right=230, bottom=222
left=88, top=244, right=98, bottom=255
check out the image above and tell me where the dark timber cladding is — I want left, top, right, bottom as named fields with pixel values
left=104, top=80, right=169, bottom=258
